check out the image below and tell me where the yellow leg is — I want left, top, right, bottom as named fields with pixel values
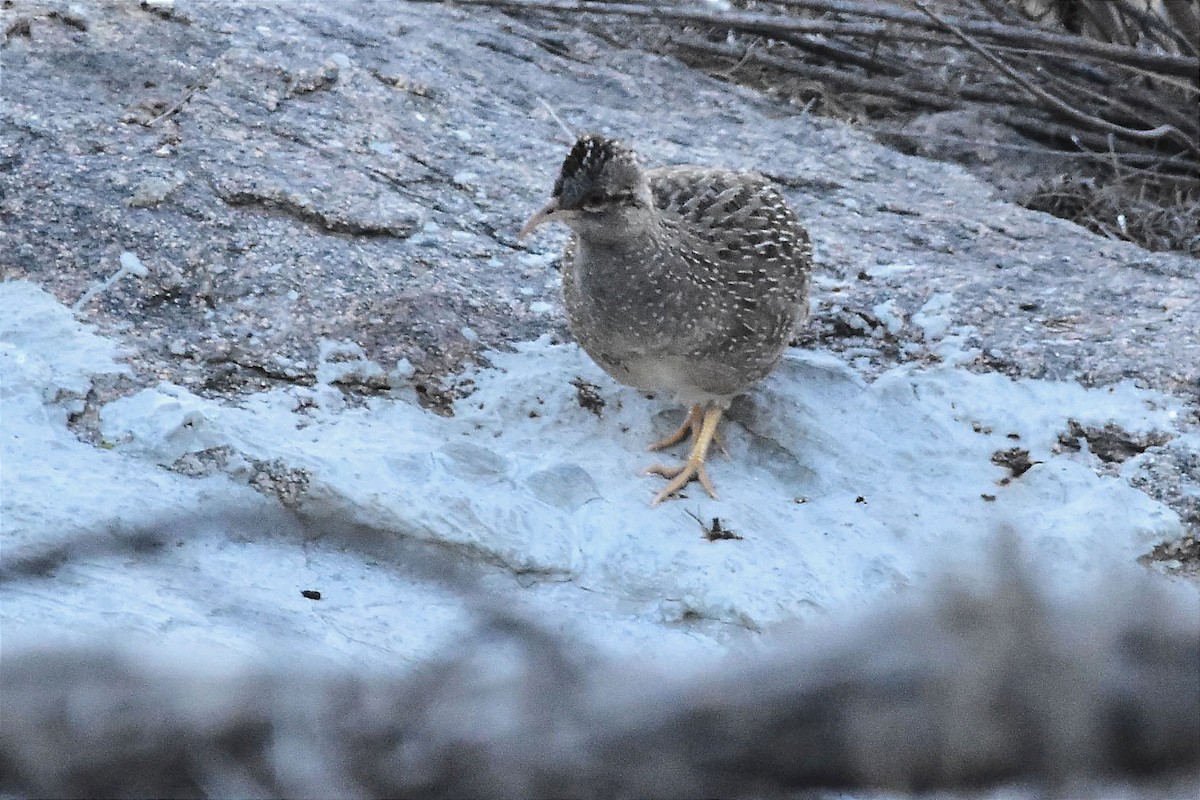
left=646, top=406, right=723, bottom=505
left=647, top=404, right=728, bottom=457
left=648, top=404, right=702, bottom=452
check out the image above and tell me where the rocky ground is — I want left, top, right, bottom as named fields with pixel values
left=3, top=1, right=1200, bottom=795
left=4, top=0, right=1196, bottom=551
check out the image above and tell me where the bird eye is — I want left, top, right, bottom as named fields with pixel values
left=581, top=192, right=637, bottom=212
left=581, top=194, right=609, bottom=212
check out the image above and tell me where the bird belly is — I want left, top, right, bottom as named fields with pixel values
left=562, top=236, right=794, bottom=402
left=569, top=313, right=765, bottom=404
left=612, top=353, right=744, bottom=407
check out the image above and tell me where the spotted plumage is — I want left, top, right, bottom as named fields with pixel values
left=520, top=134, right=813, bottom=504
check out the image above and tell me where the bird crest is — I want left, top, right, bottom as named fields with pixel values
left=552, top=135, right=640, bottom=207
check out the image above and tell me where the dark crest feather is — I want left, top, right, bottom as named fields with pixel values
left=552, top=135, right=630, bottom=203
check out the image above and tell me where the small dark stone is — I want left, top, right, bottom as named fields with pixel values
left=570, top=377, right=605, bottom=417
left=992, top=447, right=1037, bottom=479
left=301, top=589, right=322, bottom=601
left=1057, top=419, right=1171, bottom=464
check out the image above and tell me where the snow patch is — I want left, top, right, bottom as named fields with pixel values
left=2, top=280, right=1193, bottom=669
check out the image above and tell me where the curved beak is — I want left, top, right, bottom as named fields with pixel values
left=519, top=198, right=570, bottom=239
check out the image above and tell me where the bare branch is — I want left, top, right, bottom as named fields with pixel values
left=437, top=0, right=1200, bottom=76
left=672, top=33, right=961, bottom=110
left=910, top=1, right=1198, bottom=154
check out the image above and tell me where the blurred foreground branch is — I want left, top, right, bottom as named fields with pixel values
left=2, top=514, right=1197, bottom=798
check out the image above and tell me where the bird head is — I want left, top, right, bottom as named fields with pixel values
left=519, top=135, right=654, bottom=242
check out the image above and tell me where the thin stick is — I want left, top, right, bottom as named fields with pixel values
left=862, top=123, right=1200, bottom=185
left=716, top=37, right=760, bottom=78
left=537, top=96, right=577, bottom=142
left=672, top=33, right=957, bottom=110
left=146, top=85, right=199, bottom=127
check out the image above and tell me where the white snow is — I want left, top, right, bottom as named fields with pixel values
left=2, top=279, right=1194, bottom=673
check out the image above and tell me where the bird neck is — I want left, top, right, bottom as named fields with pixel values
left=577, top=205, right=673, bottom=254
left=571, top=215, right=703, bottom=325
left=575, top=213, right=670, bottom=279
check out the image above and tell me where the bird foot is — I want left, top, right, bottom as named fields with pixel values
left=648, top=405, right=702, bottom=452
left=646, top=460, right=719, bottom=505
left=648, top=404, right=729, bottom=458
left=646, top=405, right=725, bottom=506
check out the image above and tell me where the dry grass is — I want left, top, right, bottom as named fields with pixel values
left=1024, top=174, right=1200, bottom=256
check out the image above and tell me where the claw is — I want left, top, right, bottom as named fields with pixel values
left=647, top=406, right=724, bottom=506
left=648, top=461, right=718, bottom=505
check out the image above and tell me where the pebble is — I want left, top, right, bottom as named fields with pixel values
left=129, top=175, right=181, bottom=208
left=525, top=463, right=599, bottom=511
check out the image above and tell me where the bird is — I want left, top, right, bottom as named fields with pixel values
left=520, top=135, right=812, bottom=505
